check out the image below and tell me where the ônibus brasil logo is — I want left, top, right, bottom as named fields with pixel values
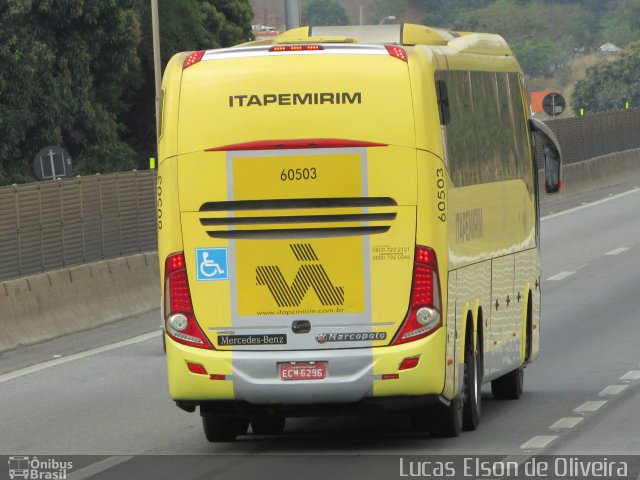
left=8, top=456, right=73, bottom=480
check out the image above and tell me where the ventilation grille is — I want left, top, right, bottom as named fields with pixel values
left=199, top=197, right=397, bottom=239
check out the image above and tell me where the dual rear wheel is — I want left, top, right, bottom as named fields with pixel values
left=414, top=333, right=482, bottom=437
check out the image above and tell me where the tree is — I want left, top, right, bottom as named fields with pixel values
left=411, top=0, right=494, bottom=27
left=598, top=0, right=640, bottom=47
left=124, top=0, right=253, bottom=167
left=0, top=0, right=254, bottom=186
left=571, top=42, right=640, bottom=113
left=0, top=1, right=142, bottom=184
left=452, top=0, right=597, bottom=78
left=369, top=0, right=406, bottom=24
left=303, top=0, right=351, bottom=26
left=511, top=41, right=560, bottom=78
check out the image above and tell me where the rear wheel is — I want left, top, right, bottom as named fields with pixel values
left=491, top=366, right=524, bottom=400
left=462, top=339, right=482, bottom=430
left=250, top=414, right=286, bottom=435
left=202, top=415, right=249, bottom=442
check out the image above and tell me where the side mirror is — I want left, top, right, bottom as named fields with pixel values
left=530, top=118, right=562, bottom=194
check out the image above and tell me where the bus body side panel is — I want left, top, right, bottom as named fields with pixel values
left=374, top=149, right=450, bottom=398
left=448, top=179, right=537, bottom=381
left=157, top=53, right=189, bottom=303
left=435, top=48, right=541, bottom=381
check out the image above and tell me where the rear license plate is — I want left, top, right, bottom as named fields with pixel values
left=279, top=362, right=327, bottom=381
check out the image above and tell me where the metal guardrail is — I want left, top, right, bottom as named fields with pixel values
left=0, top=170, right=157, bottom=281
left=1, top=107, right=639, bottom=282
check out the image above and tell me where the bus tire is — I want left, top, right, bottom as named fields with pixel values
left=250, top=414, right=286, bottom=435
left=431, top=395, right=463, bottom=437
left=491, top=366, right=524, bottom=400
left=202, top=415, right=249, bottom=442
left=462, top=338, right=481, bottom=430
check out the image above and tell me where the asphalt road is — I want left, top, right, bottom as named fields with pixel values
left=1, top=184, right=639, bottom=480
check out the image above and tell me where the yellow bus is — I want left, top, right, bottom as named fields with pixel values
left=157, top=23, right=562, bottom=442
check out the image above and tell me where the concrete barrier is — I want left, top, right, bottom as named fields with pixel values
left=561, top=148, right=640, bottom=194
left=540, top=147, right=640, bottom=202
left=0, top=253, right=159, bottom=353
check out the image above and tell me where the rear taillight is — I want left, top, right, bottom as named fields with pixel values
left=164, top=252, right=213, bottom=349
left=183, top=50, right=205, bottom=69
left=392, top=246, right=442, bottom=345
left=385, top=45, right=408, bottom=62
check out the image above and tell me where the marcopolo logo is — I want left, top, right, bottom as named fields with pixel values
left=8, top=456, right=73, bottom=480
left=316, top=331, right=386, bottom=344
left=256, top=244, right=344, bottom=308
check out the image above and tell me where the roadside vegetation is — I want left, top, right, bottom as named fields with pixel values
left=1, top=0, right=638, bottom=184
left=0, top=0, right=252, bottom=185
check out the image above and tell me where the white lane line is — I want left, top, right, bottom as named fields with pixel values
left=521, top=436, right=557, bottom=450
left=547, top=271, right=575, bottom=281
left=67, top=456, right=134, bottom=480
left=621, top=370, right=640, bottom=380
left=599, top=385, right=629, bottom=396
left=542, top=188, right=640, bottom=221
left=606, top=247, right=629, bottom=256
left=549, top=417, right=583, bottom=429
left=574, top=400, right=607, bottom=413
left=0, top=331, right=161, bottom=384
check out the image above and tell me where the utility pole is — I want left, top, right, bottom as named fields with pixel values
left=151, top=0, right=162, bottom=141
left=285, top=0, right=300, bottom=29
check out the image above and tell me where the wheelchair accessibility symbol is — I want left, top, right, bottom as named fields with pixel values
left=196, top=248, right=229, bottom=281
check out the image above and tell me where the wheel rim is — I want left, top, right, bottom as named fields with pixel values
left=473, top=354, right=480, bottom=406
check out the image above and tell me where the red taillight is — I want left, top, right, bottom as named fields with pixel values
left=164, top=252, right=213, bottom=349
left=166, top=253, right=186, bottom=272
left=269, top=45, right=324, bottom=52
left=385, top=45, right=408, bottom=62
left=392, top=246, right=442, bottom=345
left=168, top=269, right=192, bottom=314
left=183, top=50, right=205, bottom=69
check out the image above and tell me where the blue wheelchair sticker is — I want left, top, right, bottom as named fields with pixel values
left=196, top=248, right=229, bottom=281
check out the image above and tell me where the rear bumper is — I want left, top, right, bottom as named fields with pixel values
left=166, top=328, right=447, bottom=408
left=179, top=395, right=443, bottom=417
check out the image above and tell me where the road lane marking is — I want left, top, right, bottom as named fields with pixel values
left=549, top=417, right=583, bottom=429
left=0, top=331, right=161, bottom=384
left=574, top=400, right=607, bottom=413
left=516, top=365, right=638, bottom=456
left=541, top=187, right=640, bottom=221
left=520, top=436, right=557, bottom=450
left=67, top=456, right=134, bottom=480
left=621, top=370, right=640, bottom=380
left=547, top=271, right=575, bottom=281
left=606, top=247, right=629, bottom=256
left=599, top=384, right=628, bottom=396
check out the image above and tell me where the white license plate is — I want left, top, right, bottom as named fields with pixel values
left=279, top=362, right=327, bottom=381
